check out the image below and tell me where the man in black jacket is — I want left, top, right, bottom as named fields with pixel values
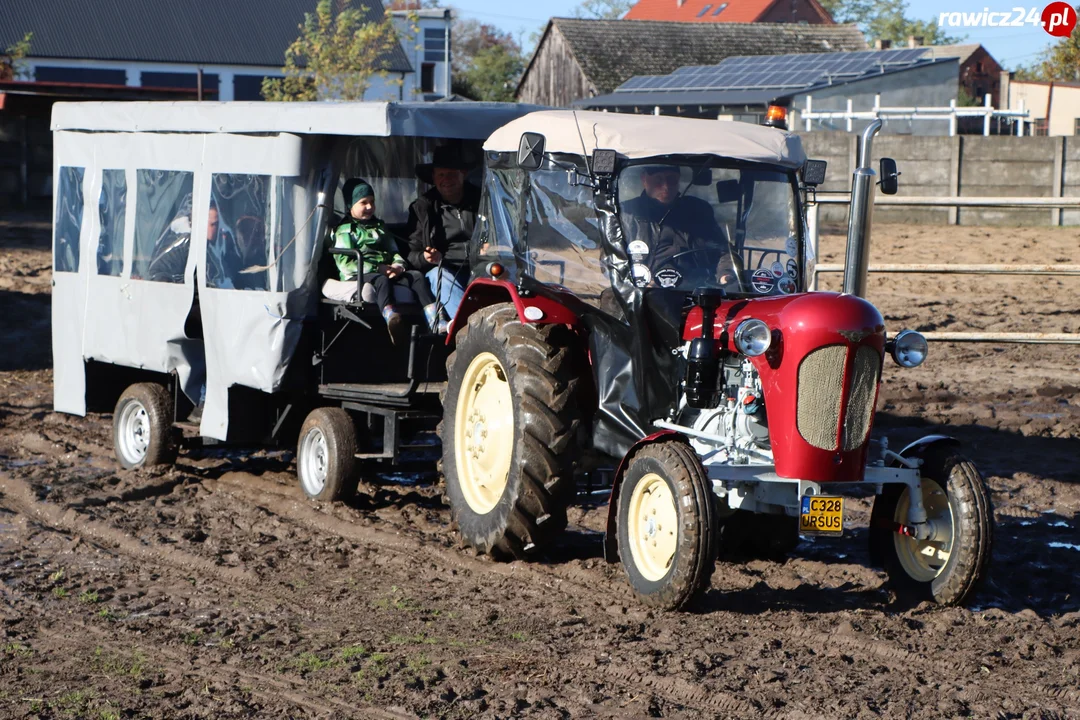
left=406, top=145, right=480, bottom=319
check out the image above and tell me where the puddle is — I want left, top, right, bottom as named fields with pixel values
left=1050, top=521, right=1070, bottom=528
left=1048, top=542, right=1080, bottom=552
left=377, top=472, right=426, bottom=486
left=4, top=458, right=46, bottom=468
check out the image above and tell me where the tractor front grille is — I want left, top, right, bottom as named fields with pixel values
left=796, top=345, right=847, bottom=451
left=842, top=345, right=881, bottom=451
left=796, top=344, right=880, bottom=452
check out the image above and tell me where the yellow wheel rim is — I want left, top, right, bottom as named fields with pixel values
left=893, top=478, right=954, bottom=583
left=454, top=352, right=514, bottom=515
left=627, top=472, right=679, bottom=582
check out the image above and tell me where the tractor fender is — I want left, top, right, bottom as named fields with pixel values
left=889, top=434, right=961, bottom=467
left=603, top=430, right=686, bottom=563
left=446, top=278, right=578, bottom=346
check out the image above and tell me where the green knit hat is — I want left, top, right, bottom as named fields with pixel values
left=343, top=178, right=374, bottom=207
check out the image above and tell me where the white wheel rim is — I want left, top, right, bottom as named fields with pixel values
left=627, top=472, right=679, bottom=582
left=117, top=400, right=151, bottom=465
left=299, top=427, right=329, bottom=497
left=893, top=478, right=954, bottom=582
left=454, top=352, right=514, bottom=515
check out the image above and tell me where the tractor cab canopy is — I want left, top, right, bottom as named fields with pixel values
left=475, top=111, right=809, bottom=458
left=51, top=101, right=541, bottom=440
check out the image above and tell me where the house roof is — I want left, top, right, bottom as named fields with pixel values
left=519, top=18, right=866, bottom=97
left=484, top=110, right=806, bottom=167
left=625, top=0, right=832, bottom=23
left=0, top=0, right=412, bottom=73
left=917, top=44, right=989, bottom=67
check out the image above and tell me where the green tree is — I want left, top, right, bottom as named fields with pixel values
left=262, top=0, right=405, bottom=101
left=1, top=32, right=33, bottom=81
left=1018, top=26, right=1080, bottom=81
left=572, top=0, right=633, bottom=19
left=819, top=0, right=961, bottom=46
left=450, top=18, right=524, bottom=101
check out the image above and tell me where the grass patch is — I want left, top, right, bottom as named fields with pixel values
left=388, top=633, right=439, bottom=646
left=182, top=631, right=201, bottom=646
left=510, top=631, right=528, bottom=642
left=292, top=651, right=336, bottom=674
left=4, top=642, right=32, bottom=658
left=52, top=586, right=68, bottom=599
left=372, top=586, right=422, bottom=612
left=93, top=647, right=148, bottom=679
left=48, top=569, right=64, bottom=583
left=339, top=645, right=368, bottom=662
left=79, top=590, right=100, bottom=604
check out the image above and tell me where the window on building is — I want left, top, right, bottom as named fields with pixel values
left=697, top=4, right=713, bottom=16
left=35, top=67, right=126, bottom=85
left=712, top=2, right=728, bottom=15
left=234, top=75, right=275, bottom=101
left=97, top=169, right=126, bottom=277
left=421, top=62, right=435, bottom=93
left=132, top=170, right=194, bottom=283
left=141, top=71, right=219, bottom=97
left=424, top=27, right=447, bottom=63
left=975, top=61, right=983, bottom=72
left=1034, top=118, right=1049, bottom=136
left=206, top=174, right=270, bottom=291
left=1075, top=118, right=1080, bottom=135
left=54, top=166, right=84, bottom=273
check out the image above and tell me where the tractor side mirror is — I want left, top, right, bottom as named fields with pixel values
left=591, top=149, right=617, bottom=175
left=803, top=159, right=827, bottom=186
left=879, top=157, right=899, bottom=195
left=517, top=132, right=545, bottom=171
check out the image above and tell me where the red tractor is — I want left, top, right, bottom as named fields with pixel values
left=440, top=111, right=993, bottom=610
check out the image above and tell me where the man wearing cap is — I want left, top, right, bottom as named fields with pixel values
left=406, top=145, right=481, bottom=319
left=622, top=165, right=737, bottom=287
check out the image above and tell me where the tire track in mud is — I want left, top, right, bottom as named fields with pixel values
left=0, top=473, right=258, bottom=586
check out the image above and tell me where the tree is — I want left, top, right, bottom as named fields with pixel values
left=1, top=32, right=33, bottom=81
left=819, top=0, right=961, bottom=46
left=571, top=0, right=633, bottom=19
left=1017, top=27, right=1080, bottom=81
left=262, top=0, right=404, bottom=101
left=450, top=18, right=525, bottom=101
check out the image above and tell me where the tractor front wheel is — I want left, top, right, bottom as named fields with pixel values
left=441, top=304, right=580, bottom=560
left=616, top=440, right=716, bottom=610
left=869, top=448, right=993, bottom=606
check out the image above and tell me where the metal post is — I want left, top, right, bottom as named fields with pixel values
left=807, top=202, right=820, bottom=290
left=197, top=68, right=204, bottom=101
left=846, top=98, right=853, bottom=132
left=444, top=11, right=451, bottom=99
left=805, top=95, right=812, bottom=131
left=949, top=99, right=957, bottom=137
left=1017, top=99, right=1025, bottom=136
left=983, top=93, right=991, bottom=136
left=843, top=119, right=882, bottom=297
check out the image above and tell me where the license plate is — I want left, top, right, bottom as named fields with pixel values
left=800, top=495, right=844, bottom=536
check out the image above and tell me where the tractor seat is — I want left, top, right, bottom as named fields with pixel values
left=321, top=278, right=419, bottom=305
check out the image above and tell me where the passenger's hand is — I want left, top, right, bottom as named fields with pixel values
left=169, top=216, right=192, bottom=235
left=387, top=264, right=404, bottom=278
left=424, top=247, right=442, bottom=264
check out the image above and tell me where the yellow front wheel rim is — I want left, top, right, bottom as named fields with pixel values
left=454, top=352, right=514, bottom=515
left=627, top=472, right=679, bottom=582
left=894, top=478, right=955, bottom=582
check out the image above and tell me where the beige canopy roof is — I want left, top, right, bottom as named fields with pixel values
left=483, top=110, right=806, bottom=169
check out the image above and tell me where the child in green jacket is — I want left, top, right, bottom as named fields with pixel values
left=333, top=178, right=444, bottom=341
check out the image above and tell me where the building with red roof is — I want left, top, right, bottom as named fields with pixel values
left=624, top=0, right=835, bottom=24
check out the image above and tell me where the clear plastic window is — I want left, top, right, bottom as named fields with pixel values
left=97, top=169, right=126, bottom=276
left=54, top=166, right=84, bottom=273
left=207, top=174, right=270, bottom=291
left=522, top=163, right=609, bottom=301
left=133, top=170, right=194, bottom=283
left=617, top=162, right=799, bottom=296
left=272, top=176, right=309, bottom=293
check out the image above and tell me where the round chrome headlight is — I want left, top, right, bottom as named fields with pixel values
left=891, top=329, right=928, bottom=368
left=734, top=319, right=772, bottom=356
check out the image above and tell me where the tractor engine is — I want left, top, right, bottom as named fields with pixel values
left=676, top=353, right=771, bottom=465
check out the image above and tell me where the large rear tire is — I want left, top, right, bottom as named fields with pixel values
left=297, top=407, right=358, bottom=502
left=869, top=448, right=993, bottom=606
left=441, top=304, right=580, bottom=560
left=113, top=383, right=177, bottom=469
left=616, top=440, right=716, bottom=610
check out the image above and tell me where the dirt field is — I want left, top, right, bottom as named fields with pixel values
left=0, top=216, right=1077, bottom=719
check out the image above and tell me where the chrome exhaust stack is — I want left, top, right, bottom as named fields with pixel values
left=842, top=119, right=883, bottom=298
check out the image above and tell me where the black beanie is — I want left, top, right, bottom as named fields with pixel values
left=343, top=178, right=374, bottom=207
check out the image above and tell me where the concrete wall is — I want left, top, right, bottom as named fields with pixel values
left=798, top=131, right=1078, bottom=226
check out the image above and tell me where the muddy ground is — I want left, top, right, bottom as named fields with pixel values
left=0, top=216, right=1077, bottom=719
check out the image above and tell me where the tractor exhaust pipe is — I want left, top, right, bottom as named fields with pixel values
left=843, top=119, right=883, bottom=298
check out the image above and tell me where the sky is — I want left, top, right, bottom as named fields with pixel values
left=447, top=0, right=1065, bottom=71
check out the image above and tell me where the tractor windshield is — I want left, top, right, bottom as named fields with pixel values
left=617, top=162, right=800, bottom=297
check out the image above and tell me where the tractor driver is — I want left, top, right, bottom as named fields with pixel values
left=621, top=165, right=738, bottom=288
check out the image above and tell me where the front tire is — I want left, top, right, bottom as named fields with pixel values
left=869, top=448, right=993, bottom=606
left=441, top=304, right=580, bottom=560
left=297, top=407, right=358, bottom=501
left=616, top=440, right=716, bottom=610
left=113, top=383, right=177, bottom=469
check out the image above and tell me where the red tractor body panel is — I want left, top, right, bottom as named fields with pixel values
left=683, top=292, right=886, bottom=482
left=448, top=278, right=579, bottom=344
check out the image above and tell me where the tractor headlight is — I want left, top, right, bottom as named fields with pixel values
left=734, top=319, right=771, bottom=357
left=889, top=330, right=928, bottom=368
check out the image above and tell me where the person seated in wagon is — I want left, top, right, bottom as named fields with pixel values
left=328, top=178, right=445, bottom=343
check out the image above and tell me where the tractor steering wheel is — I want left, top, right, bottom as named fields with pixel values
left=667, top=246, right=744, bottom=291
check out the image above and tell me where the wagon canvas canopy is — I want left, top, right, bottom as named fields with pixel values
left=483, top=110, right=806, bottom=168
